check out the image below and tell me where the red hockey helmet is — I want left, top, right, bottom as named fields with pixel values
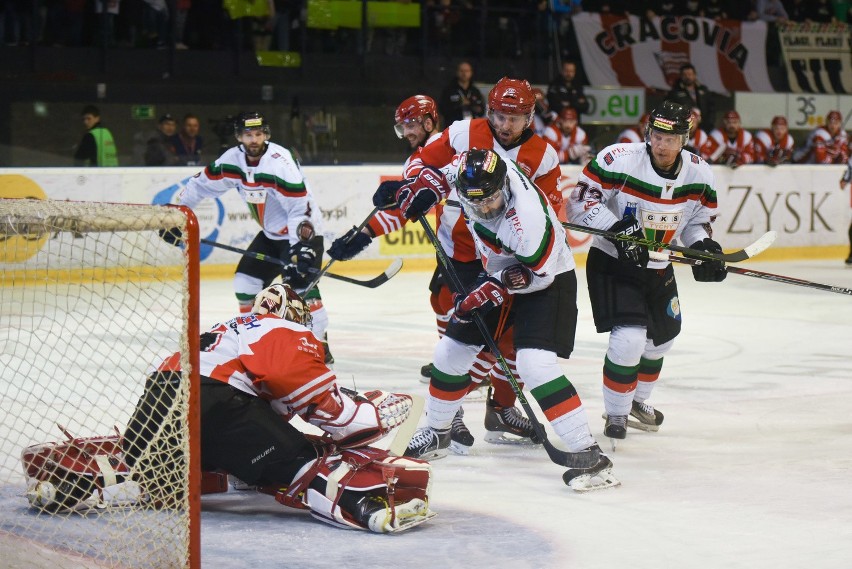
left=488, top=77, right=536, bottom=115
left=724, top=110, right=741, bottom=121
left=394, top=95, right=437, bottom=138
left=827, top=110, right=842, bottom=122
left=771, top=115, right=788, bottom=127
left=558, top=107, right=578, bottom=122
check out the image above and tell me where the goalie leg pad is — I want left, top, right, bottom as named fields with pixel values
left=276, top=446, right=435, bottom=532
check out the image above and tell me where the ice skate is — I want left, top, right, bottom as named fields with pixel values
left=483, top=391, right=541, bottom=445
left=449, top=407, right=474, bottom=455
left=603, top=414, right=627, bottom=451
left=322, top=341, right=334, bottom=365
left=561, top=444, right=620, bottom=492
left=628, top=400, right=664, bottom=432
left=358, top=496, right=437, bottom=533
left=404, top=426, right=451, bottom=460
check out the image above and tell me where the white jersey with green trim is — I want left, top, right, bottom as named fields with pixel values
left=465, top=163, right=574, bottom=294
left=567, top=142, right=719, bottom=270
left=178, top=142, right=321, bottom=242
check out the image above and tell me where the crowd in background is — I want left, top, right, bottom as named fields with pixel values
left=1, top=0, right=849, bottom=52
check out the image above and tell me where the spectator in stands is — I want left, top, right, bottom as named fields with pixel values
left=753, top=116, right=795, bottom=166
left=544, top=107, right=592, bottom=165
left=667, top=63, right=715, bottom=132
left=797, top=110, right=849, bottom=164
left=756, top=0, right=789, bottom=23
left=546, top=60, right=589, bottom=118
left=532, top=87, right=557, bottom=137
left=145, top=114, right=179, bottom=166
left=615, top=113, right=650, bottom=144
left=171, top=114, right=205, bottom=166
left=702, top=110, right=755, bottom=168
left=807, top=0, right=836, bottom=23
left=437, top=61, right=485, bottom=125
left=685, top=107, right=709, bottom=158
left=73, top=105, right=119, bottom=167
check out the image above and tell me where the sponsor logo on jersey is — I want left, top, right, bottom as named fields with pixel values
left=667, top=296, right=681, bottom=321
left=604, top=152, right=614, bottom=165
left=271, top=153, right=281, bottom=159
left=640, top=208, right=682, bottom=248
left=690, top=154, right=699, bottom=164
left=299, top=336, right=319, bottom=351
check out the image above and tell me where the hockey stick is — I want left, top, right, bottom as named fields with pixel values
left=387, top=394, right=425, bottom=457
left=200, top=237, right=402, bottom=289
left=561, top=222, right=777, bottom=263
left=652, top=251, right=852, bottom=296
left=304, top=207, right=380, bottom=293
left=417, top=216, right=595, bottom=469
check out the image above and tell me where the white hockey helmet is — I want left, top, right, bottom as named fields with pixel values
left=252, top=283, right=312, bottom=327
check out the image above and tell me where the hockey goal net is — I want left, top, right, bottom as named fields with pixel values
left=0, top=199, right=200, bottom=569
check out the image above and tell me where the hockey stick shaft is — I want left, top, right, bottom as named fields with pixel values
left=304, top=206, right=379, bottom=293
left=660, top=253, right=852, bottom=296
left=561, top=222, right=776, bottom=263
left=200, top=236, right=400, bottom=288
left=417, top=216, right=579, bottom=468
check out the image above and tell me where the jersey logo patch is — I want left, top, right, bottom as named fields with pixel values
left=604, top=152, right=614, bottom=165
left=691, top=154, right=699, bottom=164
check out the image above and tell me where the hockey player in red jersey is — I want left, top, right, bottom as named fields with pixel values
left=798, top=110, right=849, bottom=165
left=701, top=109, right=755, bottom=167
left=567, top=100, right=727, bottom=448
left=616, top=113, right=650, bottom=145
left=331, top=86, right=555, bottom=453
left=23, top=284, right=435, bottom=533
left=390, top=148, right=618, bottom=491
left=753, top=115, right=795, bottom=165
left=544, top=107, right=592, bottom=165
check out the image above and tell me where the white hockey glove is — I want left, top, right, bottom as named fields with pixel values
left=362, top=390, right=414, bottom=431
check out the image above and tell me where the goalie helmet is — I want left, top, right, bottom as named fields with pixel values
left=455, top=148, right=509, bottom=222
left=646, top=100, right=692, bottom=146
left=394, top=95, right=437, bottom=137
left=488, top=77, right=536, bottom=116
left=252, top=283, right=312, bottom=327
left=235, top=111, right=271, bottom=137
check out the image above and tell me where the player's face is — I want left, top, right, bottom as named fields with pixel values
left=396, top=119, right=428, bottom=149
left=771, top=123, right=787, bottom=139
left=463, top=189, right=506, bottom=222
left=724, top=117, right=740, bottom=137
left=647, top=130, right=682, bottom=170
left=82, top=114, right=98, bottom=130
left=827, top=115, right=842, bottom=135
left=560, top=117, right=577, bottom=135
left=488, top=111, right=529, bottom=146
left=238, top=128, right=269, bottom=157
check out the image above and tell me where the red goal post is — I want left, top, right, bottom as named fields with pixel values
left=0, top=199, right=200, bottom=569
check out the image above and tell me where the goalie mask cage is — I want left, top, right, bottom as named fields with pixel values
left=0, top=199, right=201, bottom=569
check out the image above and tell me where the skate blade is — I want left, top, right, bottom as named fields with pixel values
left=385, top=510, right=438, bottom=533
left=483, top=431, right=540, bottom=446
left=608, top=437, right=618, bottom=452
left=568, top=467, right=621, bottom=493
left=626, top=417, right=660, bottom=432
left=449, top=441, right=472, bottom=455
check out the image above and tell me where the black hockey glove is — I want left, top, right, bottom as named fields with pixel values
left=372, top=179, right=406, bottom=210
left=607, top=215, right=649, bottom=267
left=289, top=242, right=317, bottom=276
left=327, top=227, right=371, bottom=261
left=688, top=239, right=727, bottom=282
left=159, top=227, right=183, bottom=246
left=396, top=166, right=447, bottom=219
left=452, top=274, right=508, bottom=324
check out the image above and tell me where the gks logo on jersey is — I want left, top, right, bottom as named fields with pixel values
left=640, top=208, right=681, bottom=250
left=152, top=178, right=225, bottom=261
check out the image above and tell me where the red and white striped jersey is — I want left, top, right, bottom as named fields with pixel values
left=753, top=129, right=795, bottom=164
left=178, top=142, right=321, bottom=242
left=701, top=128, right=756, bottom=166
left=543, top=123, right=591, bottom=165
left=616, top=126, right=643, bottom=144
left=803, top=127, right=849, bottom=164
left=687, top=129, right=710, bottom=159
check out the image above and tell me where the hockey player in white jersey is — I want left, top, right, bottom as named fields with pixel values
left=403, top=148, right=617, bottom=490
left=566, top=99, right=727, bottom=447
left=167, top=112, right=334, bottom=363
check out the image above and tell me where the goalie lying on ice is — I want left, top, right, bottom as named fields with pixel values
left=21, top=283, right=435, bottom=534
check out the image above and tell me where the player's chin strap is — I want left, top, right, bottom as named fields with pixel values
left=416, top=215, right=597, bottom=469
left=303, top=206, right=380, bottom=293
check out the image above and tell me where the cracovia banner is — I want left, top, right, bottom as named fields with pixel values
left=572, top=12, right=773, bottom=95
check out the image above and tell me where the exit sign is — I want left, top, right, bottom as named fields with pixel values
left=132, top=105, right=156, bottom=120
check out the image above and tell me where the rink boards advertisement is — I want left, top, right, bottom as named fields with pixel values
left=0, top=164, right=849, bottom=270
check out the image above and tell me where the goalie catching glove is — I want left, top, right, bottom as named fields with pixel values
left=607, top=214, right=649, bottom=267
left=309, top=387, right=415, bottom=449
left=687, top=238, right=727, bottom=282
left=452, top=265, right=532, bottom=323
